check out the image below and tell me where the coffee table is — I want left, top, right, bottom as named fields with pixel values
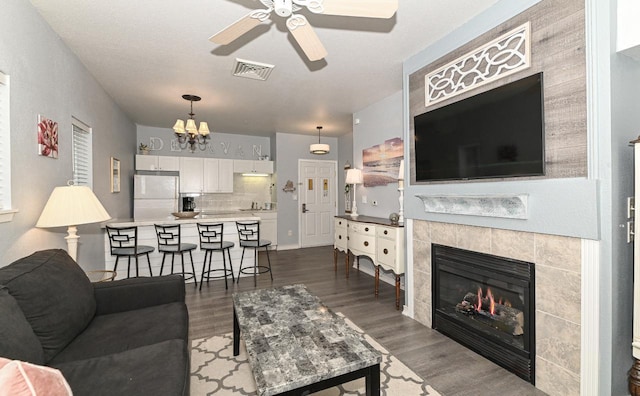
left=233, top=284, right=381, bottom=396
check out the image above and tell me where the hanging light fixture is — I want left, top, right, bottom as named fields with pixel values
left=173, top=94, right=210, bottom=153
left=310, top=126, right=330, bottom=155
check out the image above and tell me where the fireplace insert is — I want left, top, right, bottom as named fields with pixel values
left=432, top=244, right=535, bottom=383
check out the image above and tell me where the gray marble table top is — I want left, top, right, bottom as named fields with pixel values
left=232, top=284, right=381, bottom=396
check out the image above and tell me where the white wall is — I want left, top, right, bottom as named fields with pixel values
left=0, top=0, right=136, bottom=268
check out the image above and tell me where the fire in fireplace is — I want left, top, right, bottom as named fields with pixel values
left=432, top=244, right=535, bottom=383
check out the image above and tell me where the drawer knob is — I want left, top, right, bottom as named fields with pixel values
left=364, top=241, right=369, bottom=247
left=347, top=236, right=350, bottom=240
left=338, top=235, right=342, bottom=239
left=365, top=227, right=369, bottom=232
left=383, top=248, right=388, bottom=254
left=384, top=230, right=388, bottom=235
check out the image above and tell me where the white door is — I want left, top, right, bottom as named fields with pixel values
left=299, top=160, right=336, bottom=248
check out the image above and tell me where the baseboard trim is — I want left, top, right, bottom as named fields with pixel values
left=276, top=244, right=299, bottom=251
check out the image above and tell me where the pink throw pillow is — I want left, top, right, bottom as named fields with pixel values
left=0, top=357, right=72, bottom=396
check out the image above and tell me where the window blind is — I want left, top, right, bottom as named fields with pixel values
left=72, top=119, right=92, bottom=187
left=0, top=71, right=10, bottom=210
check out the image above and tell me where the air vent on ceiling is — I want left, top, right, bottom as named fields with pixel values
left=233, top=58, right=275, bottom=81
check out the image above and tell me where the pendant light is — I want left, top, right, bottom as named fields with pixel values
left=173, top=94, right=210, bottom=153
left=310, top=126, right=330, bottom=155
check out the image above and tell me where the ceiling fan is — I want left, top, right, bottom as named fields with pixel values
left=209, top=0, right=398, bottom=62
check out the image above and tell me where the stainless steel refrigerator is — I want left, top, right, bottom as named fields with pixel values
left=133, top=174, right=179, bottom=221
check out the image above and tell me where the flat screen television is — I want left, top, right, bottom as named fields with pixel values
left=414, top=72, right=545, bottom=182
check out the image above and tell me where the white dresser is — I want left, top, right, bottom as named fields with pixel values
left=333, top=215, right=405, bottom=309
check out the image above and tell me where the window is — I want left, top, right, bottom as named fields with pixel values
left=0, top=70, right=15, bottom=223
left=71, top=118, right=92, bottom=188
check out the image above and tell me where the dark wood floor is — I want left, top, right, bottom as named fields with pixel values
left=185, top=246, right=545, bottom=396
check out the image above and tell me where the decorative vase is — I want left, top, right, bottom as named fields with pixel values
left=140, top=149, right=149, bottom=155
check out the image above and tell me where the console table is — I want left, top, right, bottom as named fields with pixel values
left=334, top=215, right=405, bottom=309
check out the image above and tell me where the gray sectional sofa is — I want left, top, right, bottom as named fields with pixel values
left=0, top=249, right=190, bottom=395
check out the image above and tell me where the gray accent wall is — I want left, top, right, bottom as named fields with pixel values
left=0, top=0, right=136, bottom=268
left=610, top=49, right=640, bottom=396
left=352, top=91, right=404, bottom=219
left=337, top=131, right=354, bottom=215
left=137, top=125, right=272, bottom=160
left=275, top=132, right=338, bottom=248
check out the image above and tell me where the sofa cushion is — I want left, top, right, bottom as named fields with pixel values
left=0, top=357, right=72, bottom=396
left=52, top=339, right=189, bottom=396
left=49, top=302, right=188, bottom=364
left=0, top=249, right=96, bottom=363
left=0, top=287, right=44, bottom=364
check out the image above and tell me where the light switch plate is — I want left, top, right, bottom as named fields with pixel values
left=362, top=195, right=367, bottom=204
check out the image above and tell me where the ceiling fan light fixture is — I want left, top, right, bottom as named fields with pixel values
left=310, top=126, right=330, bottom=155
left=274, top=0, right=293, bottom=17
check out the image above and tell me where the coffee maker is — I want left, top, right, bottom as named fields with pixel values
left=182, top=197, right=196, bottom=212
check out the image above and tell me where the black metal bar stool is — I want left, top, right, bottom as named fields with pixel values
left=105, top=225, right=154, bottom=278
left=235, top=221, right=272, bottom=287
left=154, top=224, right=198, bottom=287
left=197, top=223, right=235, bottom=290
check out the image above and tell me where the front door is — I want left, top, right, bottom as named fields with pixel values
left=299, top=160, right=336, bottom=248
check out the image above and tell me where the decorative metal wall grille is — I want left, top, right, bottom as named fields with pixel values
left=425, top=22, right=531, bottom=108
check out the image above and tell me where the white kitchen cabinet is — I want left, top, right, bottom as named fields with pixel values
left=135, top=155, right=179, bottom=171
left=179, top=157, right=204, bottom=193
left=254, top=211, right=277, bottom=248
left=180, top=157, right=233, bottom=193
left=204, top=158, right=233, bottom=193
left=233, top=159, right=273, bottom=174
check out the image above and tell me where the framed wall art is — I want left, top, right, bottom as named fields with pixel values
left=110, top=157, right=121, bottom=193
left=362, top=137, right=403, bottom=187
left=37, top=115, right=58, bottom=158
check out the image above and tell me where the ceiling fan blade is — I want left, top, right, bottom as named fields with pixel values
left=287, top=15, right=327, bottom=61
left=209, top=10, right=270, bottom=45
left=315, top=0, right=398, bottom=18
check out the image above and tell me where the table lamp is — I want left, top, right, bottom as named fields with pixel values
left=345, top=168, right=363, bottom=217
left=36, top=182, right=111, bottom=262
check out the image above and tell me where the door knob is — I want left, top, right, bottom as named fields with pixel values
left=302, top=203, right=308, bottom=213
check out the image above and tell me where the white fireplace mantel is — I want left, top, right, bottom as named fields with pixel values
left=415, top=193, right=529, bottom=219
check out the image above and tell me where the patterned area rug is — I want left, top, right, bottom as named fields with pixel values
left=190, top=314, right=441, bottom=396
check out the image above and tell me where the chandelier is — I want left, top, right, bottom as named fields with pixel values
left=172, top=94, right=210, bottom=152
left=310, top=126, right=330, bottom=155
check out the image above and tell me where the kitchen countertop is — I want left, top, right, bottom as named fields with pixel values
left=105, top=213, right=262, bottom=228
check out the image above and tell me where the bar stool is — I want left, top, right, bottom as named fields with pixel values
left=105, top=225, right=154, bottom=278
left=197, top=223, right=235, bottom=290
left=235, top=221, right=272, bottom=287
left=154, top=224, right=198, bottom=287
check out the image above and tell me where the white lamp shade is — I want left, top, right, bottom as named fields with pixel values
left=185, top=119, right=198, bottom=134
left=172, top=119, right=185, bottom=134
left=198, top=121, right=210, bottom=136
left=310, top=143, right=330, bottom=154
left=345, top=168, right=363, bottom=184
left=36, top=185, right=111, bottom=228
left=398, top=159, right=405, bottom=180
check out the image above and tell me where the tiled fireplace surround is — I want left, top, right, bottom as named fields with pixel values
left=411, top=220, right=581, bottom=396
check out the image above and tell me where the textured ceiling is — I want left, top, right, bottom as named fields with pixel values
left=28, top=0, right=498, bottom=137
